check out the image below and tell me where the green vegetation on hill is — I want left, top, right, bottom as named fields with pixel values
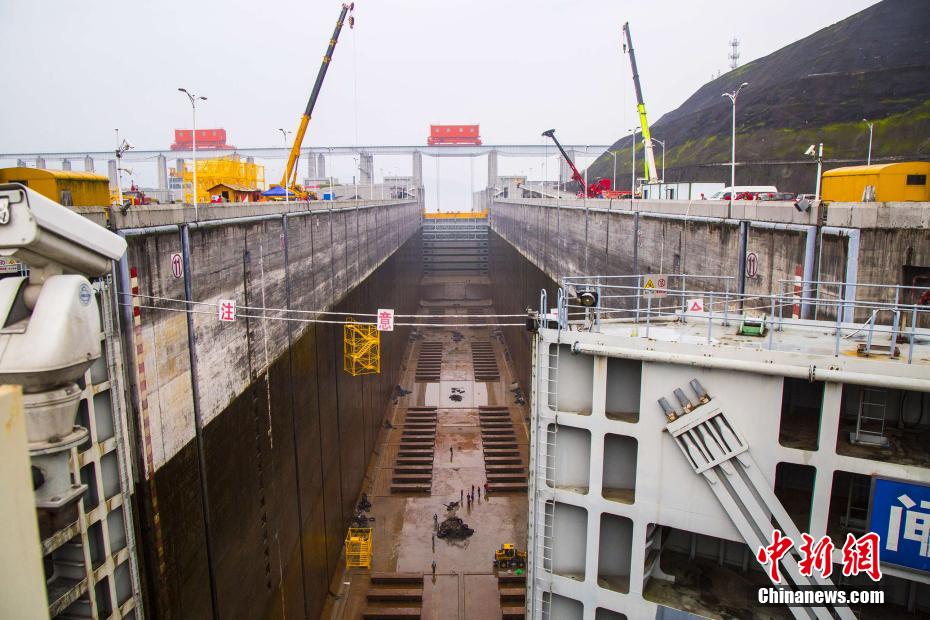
left=585, top=0, right=930, bottom=188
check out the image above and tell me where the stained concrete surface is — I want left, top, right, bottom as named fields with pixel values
left=326, top=274, right=530, bottom=619
left=145, top=233, right=421, bottom=620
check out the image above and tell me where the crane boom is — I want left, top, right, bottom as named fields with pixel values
left=280, top=3, right=354, bottom=190
left=541, top=129, right=585, bottom=187
left=622, top=22, right=658, bottom=184
left=542, top=129, right=612, bottom=198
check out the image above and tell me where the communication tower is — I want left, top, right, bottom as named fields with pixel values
left=729, top=37, right=740, bottom=70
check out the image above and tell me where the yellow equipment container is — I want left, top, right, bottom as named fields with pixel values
left=182, top=155, right=266, bottom=204
left=423, top=210, right=488, bottom=219
left=345, top=528, right=372, bottom=569
left=821, top=162, right=930, bottom=202
left=343, top=318, right=380, bottom=376
left=0, top=167, right=110, bottom=207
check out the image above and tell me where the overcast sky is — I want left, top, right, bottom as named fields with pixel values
left=0, top=0, right=879, bottom=208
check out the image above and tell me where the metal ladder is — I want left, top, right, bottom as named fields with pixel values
left=842, top=475, right=871, bottom=533
left=529, top=289, right=560, bottom=620
left=658, top=379, right=855, bottom=620
left=850, top=387, right=890, bottom=447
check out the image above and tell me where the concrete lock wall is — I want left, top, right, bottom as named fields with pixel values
left=488, top=230, right=559, bottom=407
left=117, top=200, right=421, bottom=619
left=489, top=198, right=930, bottom=321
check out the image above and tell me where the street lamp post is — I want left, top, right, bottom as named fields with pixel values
left=178, top=88, right=207, bottom=219
left=862, top=119, right=874, bottom=166
left=722, top=82, right=748, bottom=211
left=327, top=147, right=335, bottom=203
left=278, top=128, right=291, bottom=202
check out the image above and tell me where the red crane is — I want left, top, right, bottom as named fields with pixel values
left=542, top=129, right=612, bottom=198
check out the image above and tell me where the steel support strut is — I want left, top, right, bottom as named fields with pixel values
left=658, top=380, right=855, bottom=620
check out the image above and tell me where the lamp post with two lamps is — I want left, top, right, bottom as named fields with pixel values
left=722, top=82, right=749, bottom=209
left=178, top=88, right=207, bottom=218
left=278, top=128, right=292, bottom=202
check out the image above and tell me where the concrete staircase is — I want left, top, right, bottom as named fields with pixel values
left=471, top=340, right=500, bottom=381
left=497, top=573, right=526, bottom=619
left=362, top=572, right=424, bottom=619
left=480, top=406, right=528, bottom=493
left=391, top=407, right=437, bottom=494
left=415, top=341, right=443, bottom=381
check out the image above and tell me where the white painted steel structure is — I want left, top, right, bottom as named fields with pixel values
left=527, top=275, right=930, bottom=619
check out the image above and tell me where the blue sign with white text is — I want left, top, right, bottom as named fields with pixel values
left=869, top=477, right=930, bottom=574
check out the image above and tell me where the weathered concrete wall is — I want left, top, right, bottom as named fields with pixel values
left=125, top=201, right=418, bottom=471
left=489, top=198, right=930, bottom=315
left=115, top=200, right=421, bottom=619
left=488, top=231, right=559, bottom=403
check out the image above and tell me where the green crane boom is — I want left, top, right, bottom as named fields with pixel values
left=622, top=22, right=658, bottom=185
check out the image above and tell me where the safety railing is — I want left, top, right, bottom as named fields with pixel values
left=551, top=275, right=930, bottom=364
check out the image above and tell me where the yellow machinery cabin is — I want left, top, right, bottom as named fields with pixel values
left=821, top=162, right=930, bottom=202
left=0, top=167, right=111, bottom=207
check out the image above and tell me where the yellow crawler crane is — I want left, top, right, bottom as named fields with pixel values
left=276, top=3, right=355, bottom=199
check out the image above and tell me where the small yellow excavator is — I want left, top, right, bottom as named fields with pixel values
left=493, top=544, right=527, bottom=569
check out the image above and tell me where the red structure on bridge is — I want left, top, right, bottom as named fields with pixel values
left=427, top=124, right=481, bottom=146
left=170, top=129, right=236, bottom=151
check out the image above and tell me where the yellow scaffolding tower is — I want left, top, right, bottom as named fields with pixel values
left=343, top=318, right=380, bottom=376
left=182, top=155, right=266, bottom=204
left=345, top=528, right=372, bottom=569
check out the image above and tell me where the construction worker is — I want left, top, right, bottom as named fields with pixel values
left=432, top=533, right=436, bottom=551
left=471, top=484, right=475, bottom=497
left=433, top=513, right=438, bottom=529
left=431, top=560, right=437, bottom=576
left=477, top=486, right=481, bottom=500
left=461, top=489, right=464, bottom=503
left=449, top=446, right=453, bottom=460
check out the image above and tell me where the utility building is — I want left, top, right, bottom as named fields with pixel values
left=0, top=167, right=110, bottom=207
left=822, top=161, right=930, bottom=202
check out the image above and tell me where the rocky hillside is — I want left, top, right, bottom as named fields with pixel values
left=586, top=0, right=930, bottom=193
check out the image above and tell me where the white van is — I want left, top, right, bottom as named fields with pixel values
left=708, top=185, right=778, bottom=200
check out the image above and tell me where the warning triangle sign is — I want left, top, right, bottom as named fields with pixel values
left=644, top=278, right=655, bottom=290
left=690, top=301, right=702, bottom=311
